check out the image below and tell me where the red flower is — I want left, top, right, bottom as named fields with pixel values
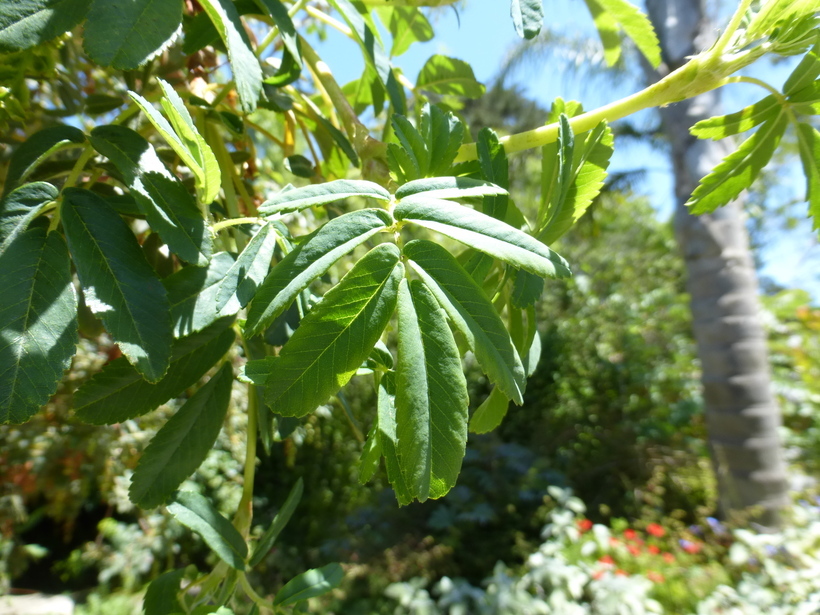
left=647, top=523, right=665, bottom=537
left=623, top=529, right=637, bottom=541
left=646, top=571, right=665, bottom=583
left=648, top=545, right=660, bottom=555
left=578, top=519, right=593, bottom=533
left=662, top=552, right=675, bottom=563
left=598, top=555, right=615, bottom=565
left=627, top=544, right=641, bottom=556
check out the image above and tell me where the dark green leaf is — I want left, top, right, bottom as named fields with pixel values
left=198, top=0, right=263, bottom=113
left=83, top=93, right=124, bottom=116
left=4, top=125, right=85, bottom=193
left=130, top=363, right=234, bottom=508
left=795, top=121, right=820, bottom=229
left=249, top=478, right=303, bottom=567
left=403, top=240, right=525, bottom=404
left=511, top=0, right=543, bottom=39
left=476, top=127, right=509, bottom=219
left=143, top=568, right=187, bottom=615
left=377, top=372, right=413, bottom=505
left=168, top=491, right=248, bottom=570
left=687, top=112, right=788, bottom=214
left=83, top=0, right=182, bottom=69
left=245, top=209, right=391, bottom=336
left=215, top=222, right=278, bottom=315
left=285, top=154, right=315, bottom=178
left=395, top=177, right=507, bottom=201
left=469, top=386, right=510, bottom=434
left=89, top=125, right=213, bottom=266
left=73, top=320, right=235, bottom=424
left=164, top=252, right=237, bottom=338
left=259, top=243, right=402, bottom=417
left=0, top=182, right=57, bottom=254
left=416, top=55, right=485, bottom=99
left=62, top=188, right=171, bottom=382
left=396, top=279, right=468, bottom=502
left=0, top=228, right=77, bottom=424
left=258, top=179, right=390, bottom=215
left=511, top=269, right=544, bottom=309
left=690, top=96, right=780, bottom=140
left=314, top=115, right=360, bottom=167
left=0, top=0, right=90, bottom=53
left=274, top=563, right=344, bottom=606
left=420, top=103, right=465, bottom=177
left=254, top=0, right=301, bottom=65
left=395, top=197, right=571, bottom=278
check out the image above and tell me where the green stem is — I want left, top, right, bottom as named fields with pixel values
left=239, top=572, right=278, bottom=613
left=212, top=217, right=267, bottom=233
left=721, top=75, right=786, bottom=102
left=63, top=147, right=95, bottom=188
left=233, top=382, right=259, bottom=539
left=712, top=0, right=753, bottom=57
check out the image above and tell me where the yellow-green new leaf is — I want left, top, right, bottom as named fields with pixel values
left=129, top=362, right=234, bottom=509
left=687, top=112, right=788, bottom=214
left=796, top=121, right=820, bottom=229
left=261, top=243, right=402, bottom=417
left=586, top=0, right=661, bottom=68
left=396, top=279, right=468, bottom=502
left=690, top=96, right=781, bottom=140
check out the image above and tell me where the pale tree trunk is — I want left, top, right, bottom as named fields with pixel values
left=646, top=0, right=789, bottom=525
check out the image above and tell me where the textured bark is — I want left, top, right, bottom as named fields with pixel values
left=646, top=0, right=789, bottom=525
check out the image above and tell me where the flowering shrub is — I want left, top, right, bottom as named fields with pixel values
left=386, top=488, right=820, bottom=614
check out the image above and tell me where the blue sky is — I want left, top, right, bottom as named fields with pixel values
left=308, top=2, right=820, bottom=297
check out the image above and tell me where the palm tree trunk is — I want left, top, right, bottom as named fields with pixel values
left=646, top=0, right=789, bottom=525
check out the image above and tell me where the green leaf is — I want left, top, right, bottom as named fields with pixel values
left=587, top=0, right=661, bottom=68
left=274, top=563, right=344, bottom=607
left=690, top=96, right=781, bottom=140
left=358, top=415, right=382, bottom=483
left=249, top=478, right=303, bottom=567
left=143, top=568, right=187, bottom=615
left=375, top=372, right=414, bottom=504
left=198, top=0, right=263, bottom=113
left=130, top=363, right=234, bottom=508
left=259, top=243, right=402, bottom=417
left=395, top=197, right=571, bottom=278
left=0, top=0, right=90, bottom=53
left=83, top=93, right=124, bottom=116
left=168, top=491, right=248, bottom=571
left=328, top=0, right=405, bottom=114
left=469, top=386, right=510, bottom=434
left=795, top=121, right=820, bottom=229
left=784, top=43, right=820, bottom=95
left=584, top=0, right=621, bottom=66
left=388, top=7, right=433, bottom=56
left=258, top=179, right=390, bottom=215
left=285, top=154, right=315, bottom=178
left=156, top=80, right=221, bottom=205
left=476, top=128, right=509, bottom=219
left=393, top=114, right=431, bottom=179
left=419, top=103, right=465, bottom=177
left=73, top=320, right=235, bottom=424
left=511, top=269, right=544, bottom=309
left=416, top=55, right=485, bottom=99
left=4, top=125, right=85, bottom=193
left=403, top=239, right=525, bottom=404
left=0, top=228, right=77, bottom=424
left=395, top=177, right=507, bottom=201
left=215, top=222, right=279, bottom=315
left=164, top=252, right=237, bottom=337
left=254, top=0, right=301, bottom=66
left=746, top=0, right=818, bottom=40
left=539, top=120, right=613, bottom=244
left=510, top=0, right=543, bottom=39
left=687, top=112, right=788, bottom=214
left=83, top=0, right=182, bottom=70
left=89, top=125, right=213, bottom=266
left=0, top=182, right=57, bottom=254
left=62, top=188, right=171, bottom=382
left=396, top=279, right=468, bottom=502
left=245, top=209, right=391, bottom=336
